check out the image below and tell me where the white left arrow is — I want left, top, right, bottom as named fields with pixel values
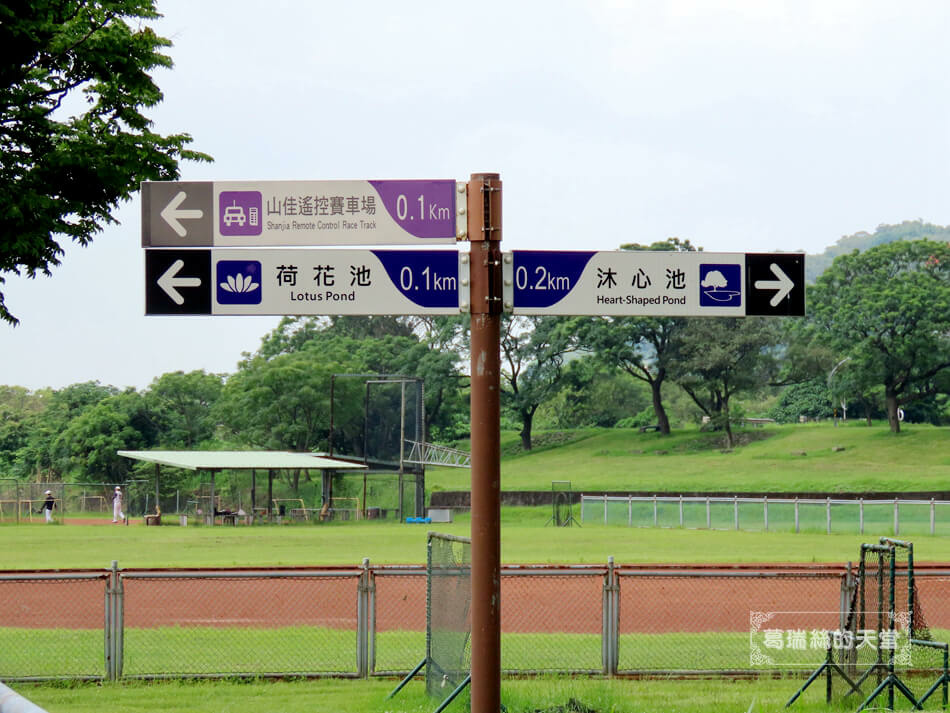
left=160, top=191, right=204, bottom=237
left=157, top=259, right=202, bottom=305
left=754, top=263, right=795, bottom=307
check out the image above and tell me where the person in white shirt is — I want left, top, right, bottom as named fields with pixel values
left=112, top=486, right=125, bottom=523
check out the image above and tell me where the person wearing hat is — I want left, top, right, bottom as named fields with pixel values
left=112, top=486, right=125, bottom=524
left=40, top=490, right=55, bottom=523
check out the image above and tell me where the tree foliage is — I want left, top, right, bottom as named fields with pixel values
left=0, top=0, right=210, bottom=324
left=500, top=316, right=578, bottom=450
left=146, top=370, right=223, bottom=449
left=767, top=379, right=832, bottom=423
left=808, top=239, right=950, bottom=433
left=670, top=318, right=782, bottom=447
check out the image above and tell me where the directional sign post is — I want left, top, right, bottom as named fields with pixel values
left=142, top=179, right=464, bottom=247
left=505, top=250, right=805, bottom=317
left=141, top=173, right=807, bottom=713
left=145, top=248, right=461, bottom=316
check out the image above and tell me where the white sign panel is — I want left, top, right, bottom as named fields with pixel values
left=506, top=251, right=805, bottom=317
left=145, top=249, right=461, bottom=316
left=142, top=179, right=463, bottom=247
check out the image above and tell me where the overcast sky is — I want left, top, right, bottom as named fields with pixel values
left=3, top=0, right=949, bottom=391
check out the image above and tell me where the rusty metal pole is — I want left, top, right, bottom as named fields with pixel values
left=467, top=172, right=502, bottom=713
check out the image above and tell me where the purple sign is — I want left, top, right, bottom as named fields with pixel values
left=368, top=180, right=456, bottom=239
left=219, top=191, right=263, bottom=237
left=512, top=251, right=595, bottom=308
left=372, top=250, right=459, bottom=308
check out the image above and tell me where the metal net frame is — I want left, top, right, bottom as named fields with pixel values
left=789, top=537, right=949, bottom=711
left=387, top=531, right=471, bottom=713
left=546, top=480, right=579, bottom=527
left=425, top=532, right=472, bottom=699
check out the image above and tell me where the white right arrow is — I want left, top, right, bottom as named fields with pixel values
left=157, top=259, right=202, bottom=305
left=160, top=191, right=204, bottom=237
left=754, top=263, right=795, bottom=307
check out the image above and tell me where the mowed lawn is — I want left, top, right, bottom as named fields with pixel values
left=432, top=422, right=950, bottom=493
left=2, top=422, right=950, bottom=570
left=6, top=510, right=950, bottom=570
left=5, top=422, right=949, bottom=712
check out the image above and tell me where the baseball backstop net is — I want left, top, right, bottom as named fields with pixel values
left=388, top=531, right=472, bottom=713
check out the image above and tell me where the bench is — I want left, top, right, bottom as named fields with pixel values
left=639, top=425, right=661, bottom=433
left=144, top=514, right=161, bottom=526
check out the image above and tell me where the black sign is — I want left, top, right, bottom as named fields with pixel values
left=145, top=250, right=212, bottom=315
left=744, top=253, right=805, bottom=317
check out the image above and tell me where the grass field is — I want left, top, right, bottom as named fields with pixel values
left=10, top=516, right=950, bottom=568
left=18, top=676, right=899, bottom=713
left=7, top=422, right=950, bottom=712
left=433, top=422, right=950, bottom=493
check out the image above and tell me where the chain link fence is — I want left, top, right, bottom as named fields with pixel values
left=4, top=562, right=950, bottom=683
left=0, top=475, right=424, bottom=525
left=0, top=571, right=110, bottom=679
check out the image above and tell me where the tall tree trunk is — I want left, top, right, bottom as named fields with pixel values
left=520, top=408, right=534, bottom=451
left=885, top=388, right=901, bottom=434
left=723, top=398, right=735, bottom=448
left=650, top=376, right=671, bottom=435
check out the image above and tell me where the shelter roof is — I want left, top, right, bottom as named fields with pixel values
left=117, top=450, right=367, bottom=471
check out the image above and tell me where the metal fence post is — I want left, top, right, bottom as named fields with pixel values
left=603, top=495, right=608, bottom=525
left=678, top=496, right=683, bottom=528
left=115, top=562, right=124, bottom=680
left=602, top=556, right=618, bottom=676
left=706, top=497, right=711, bottom=529
left=794, top=497, right=799, bottom=533
left=627, top=495, right=632, bottom=527
left=357, top=557, right=372, bottom=678
left=859, top=498, right=864, bottom=535
left=653, top=496, right=657, bottom=528
left=104, top=562, right=114, bottom=681
left=826, top=497, right=831, bottom=535
left=932, top=498, right=936, bottom=536
left=894, top=498, right=900, bottom=536
left=104, top=560, right=123, bottom=681
left=733, top=496, right=738, bottom=530
left=764, top=496, right=768, bottom=532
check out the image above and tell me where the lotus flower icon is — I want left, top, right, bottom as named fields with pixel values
left=220, top=273, right=259, bottom=294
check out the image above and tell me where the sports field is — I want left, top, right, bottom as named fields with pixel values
left=7, top=423, right=950, bottom=711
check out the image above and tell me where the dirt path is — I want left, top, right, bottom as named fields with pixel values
left=2, top=565, right=948, bottom=634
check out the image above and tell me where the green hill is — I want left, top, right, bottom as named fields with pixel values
left=805, top=220, right=950, bottom=282
left=430, top=422, right=950, bottom=495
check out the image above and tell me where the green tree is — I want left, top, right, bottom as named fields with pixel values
left=57, top=388, right=157, bottom=482
left=671, top=317, right=781, bottom=447
left=146, top=370, right=224, bottom=448
left=218, top=343, right=364, bottom=490
left=536, top=357, right=651, bottom=429
left=0, top=385, right=46, bottom=471
left=246, top=316, right=470, bottom=444
left=0, top=0, right=210, bottom=324
left=501, top=316, right=578, bottom=450
left=15, top=381, right=117, bottom=480
left=767, top=379, right=832, bottom=423
left=808, top=239, right=950, bottom=433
